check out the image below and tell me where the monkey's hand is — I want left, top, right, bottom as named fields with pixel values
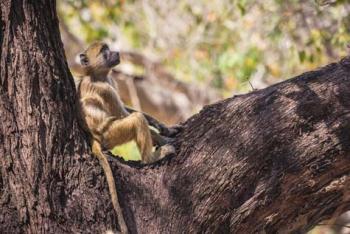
left=160, top=124, right=183, bottom=138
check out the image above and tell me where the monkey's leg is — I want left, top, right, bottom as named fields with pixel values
left=91, top=140, right=128, bottom=234
left=125, top=106, right=181, bottom=137
left=102, top=112, right=154, bottom=163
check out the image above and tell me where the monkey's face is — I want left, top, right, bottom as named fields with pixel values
left=79, top=42, right=120, bottom=75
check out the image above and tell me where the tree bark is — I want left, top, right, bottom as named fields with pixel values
left=0, top=1, right=120, bottom=233
left=2, top=1, right=350, bottom=234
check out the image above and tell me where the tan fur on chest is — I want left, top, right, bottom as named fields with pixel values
left=79, top=77, right=127, bottom=119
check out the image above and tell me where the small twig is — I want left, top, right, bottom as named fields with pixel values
left=248, top=80, right=256, bottom=91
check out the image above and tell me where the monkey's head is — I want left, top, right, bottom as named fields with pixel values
left=79, top=42, right=120, bottom=76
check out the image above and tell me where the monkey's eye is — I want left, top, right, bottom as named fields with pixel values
left=103, top=49, right=110, bottom=60
left=79, top=53, right=89, bottom=66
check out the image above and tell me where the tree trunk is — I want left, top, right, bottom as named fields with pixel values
left=2, top=1, right=350, bottom=234
left=0, top=1, right=120, bottom=233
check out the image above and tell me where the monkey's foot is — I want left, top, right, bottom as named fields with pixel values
left=152, top=144, right=175, bottom=162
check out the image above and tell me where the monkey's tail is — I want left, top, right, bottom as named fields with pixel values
left=91, top=140, right=129, bottom=234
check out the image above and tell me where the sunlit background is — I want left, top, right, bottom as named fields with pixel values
left=58, top=1, right=350, bottom=232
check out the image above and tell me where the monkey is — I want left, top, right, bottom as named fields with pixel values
left=74, top=74, right=179, bottom=147
left=76, top=42, right=178, bottom=234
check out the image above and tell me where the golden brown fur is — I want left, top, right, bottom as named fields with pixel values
left=76, top=42, right=176, bottom=233
left=77, top=42, right=171, bottom=162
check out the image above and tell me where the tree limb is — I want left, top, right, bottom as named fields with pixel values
left=110, top=58, right=350, bottom=233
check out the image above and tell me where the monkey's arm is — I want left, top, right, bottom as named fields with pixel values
left=125, top=106, right=181, bottom=137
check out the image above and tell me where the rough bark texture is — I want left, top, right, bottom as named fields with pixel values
left=0, top=1, right=121, bottom=233
left=113, top=58, right=350, bottom=234
left=2, top=1, right=350, bottom=234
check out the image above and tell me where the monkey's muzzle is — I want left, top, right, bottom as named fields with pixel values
left=109, top=51, right=120, bottom=67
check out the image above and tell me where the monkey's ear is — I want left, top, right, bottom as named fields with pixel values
left=79, top=53, right=89, bottom=66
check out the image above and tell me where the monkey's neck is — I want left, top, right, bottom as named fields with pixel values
left=89, top=72, right=109, bottom=82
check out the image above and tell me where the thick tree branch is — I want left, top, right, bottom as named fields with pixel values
left=110, top=58, right=350, bottom=233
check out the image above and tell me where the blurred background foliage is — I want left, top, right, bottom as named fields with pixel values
left=59, top=0, right=350, bottom=94
left=58, top=1, right=350, bottom=232
left=58, top=0, right=350, bottom=154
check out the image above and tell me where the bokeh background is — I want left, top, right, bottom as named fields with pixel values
left=58, top=1, right=350, bottom=232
